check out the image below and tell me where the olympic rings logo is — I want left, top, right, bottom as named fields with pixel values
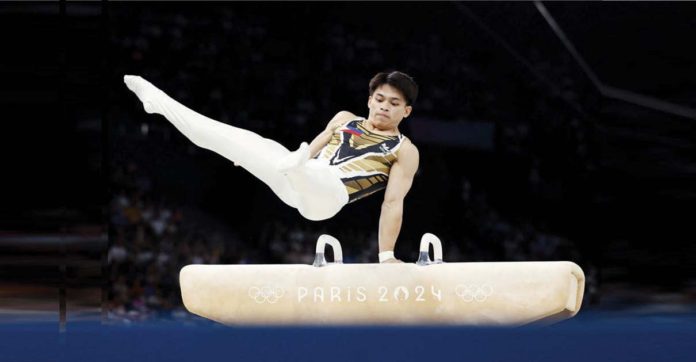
left=454, top=284, right=493, bottom=302
left=248, top=286, right=285, bottom=304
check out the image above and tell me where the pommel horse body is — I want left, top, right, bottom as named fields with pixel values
left=179, top=234, right=585, bottom=326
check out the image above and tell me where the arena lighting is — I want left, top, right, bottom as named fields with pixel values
left=180, top=234, right=585, bottom=326
left=534, top=1, right=696, bottom=120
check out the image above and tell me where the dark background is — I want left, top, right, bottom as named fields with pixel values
left=1, top=2, right=695, bottom=321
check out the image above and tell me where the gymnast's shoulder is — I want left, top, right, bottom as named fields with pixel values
left=396, top=137, right=419, bottom=162
left=326, top=110, right=357, bottom=130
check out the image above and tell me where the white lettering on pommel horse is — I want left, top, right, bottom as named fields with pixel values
left=248, top=284, right=496, bottom=304
left=296, top=285, right=444, bottom=303
left=246, top=285, right=452, bottom=304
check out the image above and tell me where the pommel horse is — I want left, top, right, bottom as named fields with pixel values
left=179, top=234, right=585, bottom=326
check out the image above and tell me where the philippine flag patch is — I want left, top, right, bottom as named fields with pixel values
left=342, top=126, right=364, bottom=136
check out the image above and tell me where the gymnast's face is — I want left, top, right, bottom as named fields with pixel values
left=367, top=84, right=412, bottom=131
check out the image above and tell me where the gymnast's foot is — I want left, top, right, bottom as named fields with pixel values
left=123, top=75, right=164, bottom=114
left=276, top=142, right=310, bottom=174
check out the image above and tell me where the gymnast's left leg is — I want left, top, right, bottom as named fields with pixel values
left=122, top=75, right=348, bottom=221
left=123, top=75, right=302, bottom=208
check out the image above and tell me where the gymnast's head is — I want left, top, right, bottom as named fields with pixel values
left=367, top=71, right=418, bottom=129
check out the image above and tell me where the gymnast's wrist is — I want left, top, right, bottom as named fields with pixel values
left=379, top=251, right=395, bottom=263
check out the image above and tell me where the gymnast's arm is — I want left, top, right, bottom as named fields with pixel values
left=378, top=141, right=419, bottom=259
left=307, top=111, right=356, bottom=158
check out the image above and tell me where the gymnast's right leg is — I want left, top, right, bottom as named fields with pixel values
left=123, top=75, right=302, bottom=208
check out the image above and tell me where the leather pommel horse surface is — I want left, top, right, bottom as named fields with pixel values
left=180, top=234, right=585, bottom=326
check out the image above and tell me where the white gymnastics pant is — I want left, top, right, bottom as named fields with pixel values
left=123, top=75, right=348, bottom=221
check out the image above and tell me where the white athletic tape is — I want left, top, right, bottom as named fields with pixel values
left=378, top=251, right=395, bottom=263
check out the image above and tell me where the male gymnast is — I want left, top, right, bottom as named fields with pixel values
left=124, top=71, right=419, bottom=263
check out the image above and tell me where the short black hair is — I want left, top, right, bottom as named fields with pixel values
left=368, top=71, right=418, bottom=106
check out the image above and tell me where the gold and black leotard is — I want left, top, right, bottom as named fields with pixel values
left=315, top=118, right=406, bottom=203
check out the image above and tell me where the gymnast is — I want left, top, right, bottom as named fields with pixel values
left=124, top=71, right=419, bottom=264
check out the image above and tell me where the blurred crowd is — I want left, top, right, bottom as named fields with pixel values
left=109, top=5, right=562, bottom=135
left=107, top=161, right=383, bottom=321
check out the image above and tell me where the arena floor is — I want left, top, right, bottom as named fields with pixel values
left=1, top=307, right=695, bottom=362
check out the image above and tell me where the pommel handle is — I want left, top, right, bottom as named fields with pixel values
left=313, top=234, right=343, bottom=267
left=416, top=233, right=444, bottom=266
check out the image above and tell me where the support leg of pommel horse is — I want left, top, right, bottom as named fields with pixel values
left=179, top=233, right=585, bottom=326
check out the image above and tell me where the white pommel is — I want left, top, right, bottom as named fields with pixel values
left=313, top=234, right=343, bottom=267
left=416, top=233, right=444, bottom=266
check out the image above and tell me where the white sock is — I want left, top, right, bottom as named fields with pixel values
left=123, top=75, right=164, bottom=114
